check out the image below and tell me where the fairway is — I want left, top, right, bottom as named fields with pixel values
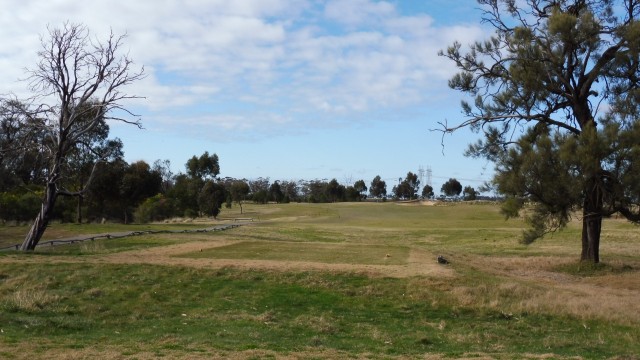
left=1, top=202, right=639, bottom=359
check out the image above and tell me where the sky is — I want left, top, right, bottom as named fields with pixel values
left=0, top=0, right=495, bottom=192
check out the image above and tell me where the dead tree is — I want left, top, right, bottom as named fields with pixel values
left=18, top=22, right=144, bottom=251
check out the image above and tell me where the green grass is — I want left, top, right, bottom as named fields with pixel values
left=553, top=260, right=636, bottom=276
left=0, top=221, right=212, bottom=249
left=181, top=241, right=409, bottom=265
left=0, top=262, right=637, bottom=359
left=29, top=234, right=185, bottom=255
left=1, top=201, right=639, bottom=359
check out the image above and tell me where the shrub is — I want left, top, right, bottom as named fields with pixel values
left=0, top=191, right=42, bottom=222
left=133, top=194, right=175, bottom=223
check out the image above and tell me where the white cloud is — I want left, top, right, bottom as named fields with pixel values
left=324, top=0, right=396, bottom=27
left=0, top=0, right=488, bottom=139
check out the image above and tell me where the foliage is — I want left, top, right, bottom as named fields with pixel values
left=225, top=178, right=250, bottom=213
left=84, top=159, right=128, bottom=222
left=441, top=178, right=462, bottom=197
left=0, top=190, right=42, bottom=222
left=439, top=0, right=640, bottom=262
left=393, top=172, right=420, bottom=200
left=421, top=184, right=434, bottom=199
left=133, top=194, right=175, bottom=223
left=249, top=177, right=270, bottom=204
left=198, top=180, right=226, bottom=218
left=186, top=151, right=219, bottom=180
left=269, top=181, right=285, bottom=203
left=120, top=161, right=163, bottom=222
left=353, top=179, right=367, bottom=196
left=369, top=175, right=387, bottom=199
left=0, top=99, right=48, bottom=192
left=168, top=174, right=202, bottom=217
left=463, top=186, right=478, bottom=201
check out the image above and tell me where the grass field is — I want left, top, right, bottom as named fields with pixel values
left=0, top=201, right=638, bottom=359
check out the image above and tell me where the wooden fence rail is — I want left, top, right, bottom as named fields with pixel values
left=0, top=224, right=242, bottom=251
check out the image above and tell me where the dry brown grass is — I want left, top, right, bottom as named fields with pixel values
left=450, top=254, right=640, bottom=325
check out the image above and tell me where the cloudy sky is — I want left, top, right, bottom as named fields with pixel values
left=1, top=0, right=493, bottom=192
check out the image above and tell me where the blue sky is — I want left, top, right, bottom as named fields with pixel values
left=1, top=0, right=493, bottom=192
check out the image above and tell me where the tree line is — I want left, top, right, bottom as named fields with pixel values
left=0, top=135, right=479, bottom=225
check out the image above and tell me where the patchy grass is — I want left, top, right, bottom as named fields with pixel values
left=1, top=201, right=639, bottom=359
left=0, top=263, right=637, bottom=359
left=554, top=260, right=636, bottom=277
left=0, top=221, right=214, bottom=249
left=181, top=241, right=409, bottom=265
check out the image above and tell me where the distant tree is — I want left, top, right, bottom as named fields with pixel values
left=280, top=180, right=300, bottom=202
left=249, top=177, right=270, bottom=204
left=326, top=179, right=345, bottom=202
left=60, top=102, right=124, bottom=223
left=0, top=99, right=47, bottom=191
left=303, top=179, right=329, bottom=203
left=153, top=159, right=174, bottom=193
left=228, top=179, right=250, bottom=213
left=369, top=175, right=387, bottom=200
left=84, top=159, right=127, bottom=221
left=421, top=185, right=434, bottom=199
left=186, top=151, right=219, bottom=180
left=463, top=186, right=478, bottom=201
left=168, top=173, right=202, bottom=218
left=393, top=172, right=420, bottom=200
left=441, top=178, right=462, bottom=198
left=198, top=180, right=226, bottom=218
left=120, top=161, right=162, bottom=223
left=344, top=186, right=361, bottom=201
left=269, top=181, right=284, bottom=203
left=17, top=23, right=144, bottom=250
left=353, top=179, right=367, bottom=200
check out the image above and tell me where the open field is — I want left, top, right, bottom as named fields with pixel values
left=0, top=202, right=639, bottom=359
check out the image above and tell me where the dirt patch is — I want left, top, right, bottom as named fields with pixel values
left=396, top=200, right=438, bottom=206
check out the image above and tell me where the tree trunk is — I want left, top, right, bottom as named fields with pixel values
left=581, top=212, right=601, bottom=263
left=76, top=195, right=83, bottom=224
left=581, top=176, right=603, bottom=263
left=21, top=183, right=57, bottom=251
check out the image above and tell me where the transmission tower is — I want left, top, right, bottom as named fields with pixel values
left=426, top=166, right=432, bottom=187
left=418, top=166, right=425, bottom=186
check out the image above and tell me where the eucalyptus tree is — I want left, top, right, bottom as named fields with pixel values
left=369, top=175, right=387, bottom=200
left=422, top=184, right=435, bottom=199
left=16, top=22, right=144, bottom=250
left=353, top=179, right=368, bottom=200
left=440, top=178, right=462, bottom=198
left=269, top=181, right=284, bottom=203
left=0, top=99, right=47, bottom=191
left=463, top=186, right=478, bottom=201
left=186, top=151, right=220, bottom=180
left=61, top=101, right=123, bottom=223
left=395, top=172, right=420, bottom=200
left=227, top=179, right=250, bottom=213
left=439, top=0, right=640, bottom=262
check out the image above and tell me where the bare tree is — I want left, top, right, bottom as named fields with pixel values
left=18, top=22, right=144, bottom=250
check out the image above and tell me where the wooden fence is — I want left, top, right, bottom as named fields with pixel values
left=0, top=224, right=242, bottom=251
